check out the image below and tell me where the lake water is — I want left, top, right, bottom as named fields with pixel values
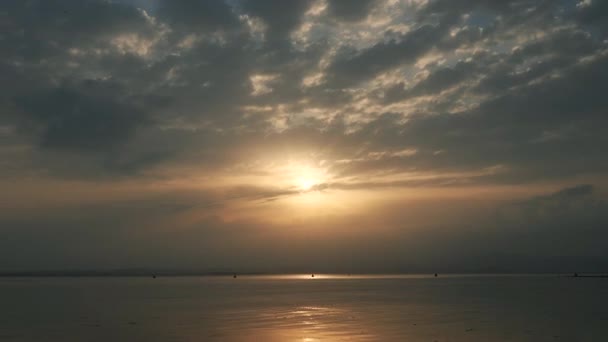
left=0, top=274, right=607, bottom=341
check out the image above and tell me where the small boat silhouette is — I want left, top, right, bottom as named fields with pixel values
left=311, top=274, right=315, bottom=278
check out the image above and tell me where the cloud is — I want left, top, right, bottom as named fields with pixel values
left=13, top=83, right=147, bottom=151
left=3, top=0, right=605, bottom=180
left=1, top=0, right=608, bottom=271
left=325, top=23, right=448, bottom=87
left=483, top=184, right=608, bottom=270
left=157, top=0, right=239, bottom=32
left=575, top=0, right=608, bottom=33
left=326, top=0, right=379, bottom=22
left=238, top=0, right=313, bottom=41
left=1, top=181, right=606, bottom=272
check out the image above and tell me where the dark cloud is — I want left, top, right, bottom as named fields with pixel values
left=238, top=0, right=313, bottom=40
left=0, top=0, right=154, bottom=61
left=486, top=184, right=608, bottom=270
left=379, top=184, right=608, bottom=273
left=384, top=60, right=478, bottom=103
left=552, top=184, right=594, bottom=198
left=326, top=24, right=448, bottom=87
left=326, top=0, right=379, bottom=22
left=337, top=26, right=608, bottom=184
left=419, top=0, right=553, bottom=21
left=13, top=82, right=147, bottom=151
left=575, top=0, right=608, bottom=33
left=0, top=1, right=158, bottom=153
left=1, top=0, right=608, bottom=271
left=1, top=183, right=606, bottom=273
left=157, top=0, right=239, bottom=32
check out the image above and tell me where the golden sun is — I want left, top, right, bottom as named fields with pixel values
left=298, top=177, right=317, bottom=191
left=287, top=162, right=326, bottom=192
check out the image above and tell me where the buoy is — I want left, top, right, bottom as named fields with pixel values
left=233, top=273, right=237, bottom=279
left=311, top=274, right=315, bottom=278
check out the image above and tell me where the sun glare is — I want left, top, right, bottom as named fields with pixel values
left=291, top=163, right=326, bottom=192
left=257, top=159, right=328, bottom=195
left=298, top=177, right=317, bottom=191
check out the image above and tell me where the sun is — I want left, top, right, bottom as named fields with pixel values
left=271, top=159, right=327, bottom=193
left=298, top=177, right=317, bottom=191
left=288, top=162, right=327, bottom=192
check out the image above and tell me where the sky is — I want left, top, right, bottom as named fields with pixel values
left=1, top=0, right=607, bottom=273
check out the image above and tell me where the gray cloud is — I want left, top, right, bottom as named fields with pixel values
left=326, top=0, right=379, bottom=22
left=158, top=0, right=239, bottom=32
left=326, top=24, right=449, bottom=87
left=238, top=0, right=313, bottom=40
left=14, top=82, right=147, bottom=151
left=575, top=0, right=608, bottom=34
left=1, top=0, right=608, bottom=271
left=2, top=0, right=603, bottom=179
left=1, top=183, right=606, bottom=273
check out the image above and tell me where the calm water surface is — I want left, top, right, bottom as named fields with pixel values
left=1, top=274, right=607, bottom=341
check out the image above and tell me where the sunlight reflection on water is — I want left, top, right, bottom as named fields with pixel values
left=239, top=273, right=441, bottom=280
left=1, top=275, right=606, bottom=341
left=218, top=304, right=373, bottom=341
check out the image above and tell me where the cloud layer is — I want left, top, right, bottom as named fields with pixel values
left=1, top=0, right=607, bottom=271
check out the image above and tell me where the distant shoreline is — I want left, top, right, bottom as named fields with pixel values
left=1, top=272, right=606, bottom=278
